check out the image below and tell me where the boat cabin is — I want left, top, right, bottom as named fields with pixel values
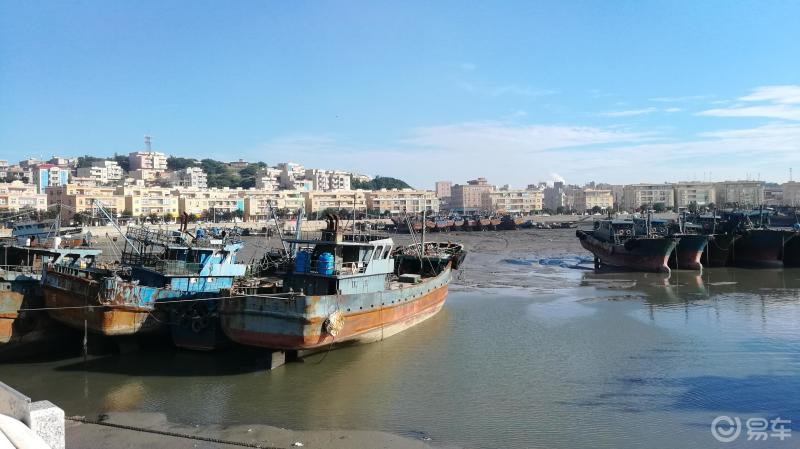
left=283, top=216, right=395, bottom=296
left=592, top=219, right=635, bottom=243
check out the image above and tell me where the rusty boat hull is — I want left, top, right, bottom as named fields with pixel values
left=668, top=234, right=709, bottom=270
left=42, top=267, right=168, bottom=336
left=577, top=230, right=678, bottom=273
left=221, top=267, right=451, bottom=351
left=783, top=232, right=800, bottom=267
left=728, top=229, right=792, bottom=268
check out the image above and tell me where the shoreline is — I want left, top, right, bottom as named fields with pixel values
left=67, top=412, right=444, bottom=449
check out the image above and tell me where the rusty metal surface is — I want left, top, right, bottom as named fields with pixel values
left=222, top=267, right=452, bottom=350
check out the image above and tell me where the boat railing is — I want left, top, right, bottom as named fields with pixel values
left=299, top=260, right=368, bottom=276
left=288, top=230, right=390, bottom=243
left=152, top=260, right=203, bottom=276
left=0, top=264, right=38, bottom=275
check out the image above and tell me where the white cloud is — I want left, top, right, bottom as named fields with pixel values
left=649, top=95, right=711, bottom=103
left=664, top=107, right=682, bottom=113
left=600, top=107, right=658, bottom=117
left=739, top=85, right=800, bottom=104
left=698, top=85, right=800, bottom=121
left=698, top=104, right=800, bottom=121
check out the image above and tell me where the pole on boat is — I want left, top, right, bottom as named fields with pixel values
left=421, top=207, right=426, bottom=257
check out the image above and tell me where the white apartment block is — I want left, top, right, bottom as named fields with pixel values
left=577, top=189, right=614, bottom=212
left=129, top=151, right=168, bottom=171
left=673, top=182, right=715, bottom=208
left=121, top=186, right=179, bottom=217
left=783, top=182, right=800, bottom=206
left=365, top=189, right=439, bottom=214
left=713, top=181, right=765, bottom=207
left=255, top=167, right=282, bottom=190
left=278, top=162, right=305, bottom=189
left=169, top=167, right=208, bottom=189
left=304, top=190, right=367, bottom=213
left=623, top=184, right=675, bottom=210
left=76, top=165, right=108, bottom=184
left=481, top=189, right=543, bottom=214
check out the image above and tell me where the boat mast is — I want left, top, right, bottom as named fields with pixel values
left=421, top=207, right=426, bottom=256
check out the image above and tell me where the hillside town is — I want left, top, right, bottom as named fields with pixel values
left=1, top=140, right=799, bottom=225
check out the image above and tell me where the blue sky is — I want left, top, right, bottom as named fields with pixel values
left=1, top=0, right=799, bottom=188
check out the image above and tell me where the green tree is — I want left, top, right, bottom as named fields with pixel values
left=352, top=175, right=412, bottom=190
left=653, top=203, right=666, bottom=213
left=167, top=157, right=199, bottom=171
left=591, top=206, right=602, bottom=214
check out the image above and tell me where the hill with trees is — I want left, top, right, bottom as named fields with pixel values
left=352, top=175, right=412, bottom=190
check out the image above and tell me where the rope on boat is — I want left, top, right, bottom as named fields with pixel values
left=11, top=292, right=300, bottom=313
left=66, top=416, right=286, bottom=449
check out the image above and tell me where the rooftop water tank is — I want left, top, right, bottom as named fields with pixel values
left=318, top=252, right=334, bottom=276
left=294, top=251, right=310, bottom=273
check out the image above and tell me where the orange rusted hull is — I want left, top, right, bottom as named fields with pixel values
left=43, top=287, right=165, bottom=336
left=222, top=269, right=451, bottom=351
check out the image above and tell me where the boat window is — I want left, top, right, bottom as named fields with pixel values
left=373, top=246, right=383, bottom=260
left=382, top=246, right=391, bottom=259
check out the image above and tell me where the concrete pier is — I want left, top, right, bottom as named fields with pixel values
left=0, top=381, right=64, bottom=449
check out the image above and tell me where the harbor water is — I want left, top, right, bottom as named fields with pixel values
left=2, top=230, right=799, bottom=448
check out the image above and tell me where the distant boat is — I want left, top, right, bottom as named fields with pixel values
left=576, top=219, right=678, bottom=272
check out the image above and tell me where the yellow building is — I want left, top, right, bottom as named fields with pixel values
left=304, top=190, right=367, bottom=214
left=46, top=184, right=125, bottom=220
left=242, top=190, right=306, bottom=221
left=0, top=182, right=47, bottom=211
left=120, top=186, right=179, bottom=217
left=579, top=189, right=614, bottom=212
left=365, top=189, right=439, bottom=214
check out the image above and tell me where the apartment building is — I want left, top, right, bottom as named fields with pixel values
left=31, top=164, right=70, bottom=194
left=304, top=190, right=367, bottom=214
left=129, top=151, right=168, bottom=171
left=0, top=182, right=46, bottom=211
left=450, top=178, right=494, bottom=213
left=435, top=181, right=452, bottom=199
left=305, top=169, right=352, bottom=191
left=576, top=189, right=614, bottom=212
left=46, top=184, right=125, bottom=220
left=672, top=182, right=715, bottom=208
left=365, top=189, right=439, bottom=214
left=480, top=189, right=543, bottom=214
left=278, top=162, right=306, bottom=189
left=121, top=186, right=179, bottom=217
left=543, top=181, right=567, bottom=211
left=169, top=167, right=208, bottom=189
left=254, top=167, right=282, bottom=190
left=76, top=160, right=123, bottom=185
left=713, top=181, right=765, bottom=207
left=623, top=184, right=675, bottom=210
left=178, top=188, right=243, bottom=217
left=243, top=190, right=306, bottom=221
left=783, top=182, right=800, bottom=206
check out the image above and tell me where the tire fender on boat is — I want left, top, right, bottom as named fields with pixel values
left=324, top=311, right=345, bottom=337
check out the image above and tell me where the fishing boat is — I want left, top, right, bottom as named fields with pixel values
left=684, top=214, right=740, bottom=267
left=0, top=245, right=102, bottom=360
left=634, top=218, right=708, bottom=270
left=475, top=218, right=489, bottom=231
left=463, top=217, right=475, bottom=231
left=41, top=226, right=247, bottom=345
left=722, top=211, right=791, bottom=268
left=489, top=217, right=501, bottom=230
left=782, top=227, right=800, bottom=267
left=220, top=215, right=464, bottom=354
left=576, top=219, right=679, bottom=272
left=452, top=218, right=465, bottom=231
left=435, top=218, right=450, bottom=233
left=11, top=219, right=92, bottom=248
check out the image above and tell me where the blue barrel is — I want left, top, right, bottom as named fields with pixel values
left=195, top=228, right=206, bottom=239
left=294, top=251, right=310, bottom=273
left=318, top=252, right=334, bottom=276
